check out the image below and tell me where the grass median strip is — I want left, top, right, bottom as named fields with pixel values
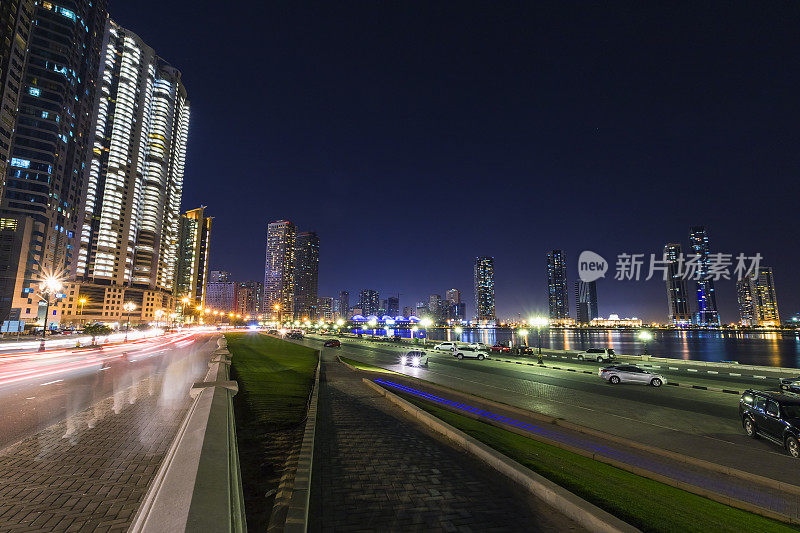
left=339, top=355, right=398, bottom=374
left=225, top=332, right=318, bottom=530
left=396, top=392, right=797, bottom=533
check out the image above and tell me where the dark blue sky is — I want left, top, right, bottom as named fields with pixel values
left=114, top=1, right=800, bottom=322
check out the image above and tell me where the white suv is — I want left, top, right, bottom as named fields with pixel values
left=577, top=348, right=615, bottom=362
left=434, top=342, right=457, bottom=352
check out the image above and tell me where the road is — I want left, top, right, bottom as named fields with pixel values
left=300, top=335, right=800, bottom=490
left=0, top=329, right=210, bottom=449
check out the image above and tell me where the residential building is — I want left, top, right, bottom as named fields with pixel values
left=359, top=289, right=379, bottom=316
left=206, top=277, right=237, bottom=313
left=546, top=250, right=569, bottom=320
left=402, top=306, right=414, bottom=318
left=575, top=280, right=598, bottom=324
left=263, top=221, right=296, bottom=322
left=0, top=0, right=109, bottom=325
left=175, top=207, right=211, bottom=309
left=449, top=302, right=466, bottom=321
left=446, top=288, right=461, bottom=305
left=292, top=231, right=319, bottom=321
left=474, top=256, right=496, bottom=324
left=386, top=296, right=399, bottom=317
left=429, top=294, right=442, bottom=320
left=337, top=290, right=349, bottom=319
left=664, top=243, right=692, bottom=325
left=236, top=281, right=262, bottom=318
left=208, top=270, right=230, bottom=282
left=738, top=267, right=780, bottom=327
left=379, top=298, right=387, bottom=316
left=0, top=0, right=33, bottom=189
left=689, top=226, right=720, bottom=326
left=318, top=296, right=334, bottom=321
left=415, top=300, right=429, bottom=318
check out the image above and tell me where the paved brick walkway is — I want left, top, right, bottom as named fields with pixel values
left=309, top=353, right=582, bottom=532
left=0, top=342, right=213, bottom=533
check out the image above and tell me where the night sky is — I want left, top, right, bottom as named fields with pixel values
left=114, top=2, right=800, bottom=322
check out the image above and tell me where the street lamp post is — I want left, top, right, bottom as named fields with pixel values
left=123, top=302, right=136, bottom=342
left=455, top=326, right=463, bottom=342
left=530, top=316, right=548, bottom=364
left=78, top=297, right=87, bottom=328
left=38, top=274, right=63, bottom=352
left=274, top=304, right=281, bottom=325
left=420, top=318, right=432, bottom=345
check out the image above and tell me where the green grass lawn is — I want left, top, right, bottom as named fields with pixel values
left=339, top=355, right=398, bottom=374
left=225, top=332, right=319, bottom=530
left=226, top=332, right=318, bottom=427
left=398, top=392, right=798, bottom=533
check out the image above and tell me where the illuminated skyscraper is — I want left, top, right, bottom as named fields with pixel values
left=176, top=207, right=212, bottom=308
left=0, top=0, right=108, bottom=323
left=446, top=288, right=461, bottom=304
left=359, top=289, right=379, bottom=316
left=386, top=296, right=399, bottom=316
left=69, top=20, right=190, bottom=324
left=664, top=243, right=692, bottom=324
left=236, top=281, right=262, bottom=317
left=317, top=296, right=334, bottom=321
left=738, top=267, right=780, bottom=327
left=474, top=256, right=496, bottom=324
left=429, top=294, right=442, bottom=320
left=337, top=290, right=350, bottom=319
left=575, top=280, right=598, bottom=324
left=293, top=231, right=319, bottom=320
left=546, top=250, right=569, bottom=320
left=263, top=221, right=296, bottom=321
left=688, top=226, right=720, bottom=326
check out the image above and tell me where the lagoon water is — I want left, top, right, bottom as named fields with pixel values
left=406, top=328, right=800, bottom=368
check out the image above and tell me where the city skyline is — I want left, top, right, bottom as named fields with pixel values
left=107, top=1, right=799, bottom=323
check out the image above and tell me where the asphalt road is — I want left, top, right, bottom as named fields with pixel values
left=0, top=330, right=213, bottom=449
left=300, top=335, right=800, bottom=486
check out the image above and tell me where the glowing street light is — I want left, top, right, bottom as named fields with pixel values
left=411, top=325, right=419, bottom=341
left=420, top=318, right=432, bottom=345
left=638, top=330, right=653, bottom=355
left=529, top=316, right=549, bottom=363
left=123, top=302, right=136, bottom=342
left=78, top=297, right=87, bottom=327
left=454, top=326, right=463, bottom=341
left=38, top=273, right=63, bottom=351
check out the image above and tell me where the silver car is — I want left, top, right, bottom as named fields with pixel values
left=599, top=364, right=666, bottom=387
left=780, top=376, right=800, bottom=391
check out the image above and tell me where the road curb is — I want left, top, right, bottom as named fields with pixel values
left=364, top=378, right=640, bottom=533
left=284, top=354, right=321, bottom=533
left=335, top=357, right=800, bottom=499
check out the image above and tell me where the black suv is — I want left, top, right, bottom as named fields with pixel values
left=739, top=390, right=800, bottom=458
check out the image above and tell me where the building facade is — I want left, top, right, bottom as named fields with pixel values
left=236, top=280, right=262, bottom=318
left=337, top=290, right=349, bottom=319
left=385, top=296, right=399, bottom=317
left=664, top=243, right=692, bottom=325
left=428, top=294, right=442, bottom=320
left=175, top=207, right=211, bottom=309
left=263, top=221, right=296, bottom=322
left=474, top=256, right=496, bottom=324
left=317, top=296, right=334, bottom=321
left=446, top=288, right=461, bottom=305
left=738, top=267, right=780, bottom=327
left=575, top=280, right=598, bottom=324
left=688, top=226, right=720, bottom=326
left=359, top=289, right=379, bottom=316
left=292, top=231, right=319, bottom=321
left=546, top=250, right=569, bottom=320
left=0, top=0, right=108, bottom=324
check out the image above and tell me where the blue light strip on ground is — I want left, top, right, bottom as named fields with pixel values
left=372, top=378, right=614, bottom=453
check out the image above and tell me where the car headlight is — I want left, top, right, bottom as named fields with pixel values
left=411, top=356, right=420, bottom=367
left=400, top=356, right=407, bottom=365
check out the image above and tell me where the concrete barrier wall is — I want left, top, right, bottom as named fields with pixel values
left=129, top=336, right=246, bottom=533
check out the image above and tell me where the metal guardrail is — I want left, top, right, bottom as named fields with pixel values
left=129, top=336, right=246, bottom=533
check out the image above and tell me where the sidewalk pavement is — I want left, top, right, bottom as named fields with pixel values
left=308, top=350, right=582, bottom=532
left=0, top=338, right=214, bottom=532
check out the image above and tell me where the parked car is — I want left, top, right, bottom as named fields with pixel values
left=267, top=329, right=279, bottom=335
left=399, top=350, right=428, bottom=367
left=739, top=390, right=800, bottom=458
left=513, top=345, right=534, bottom=355
left=468, top=342, right=488, bottom=351
left=323, top=339, right=341, bottom=348
left=779, top=376, right=800, bottom=391
left=287, top=330, right=304, bottom=340
left=433, top=342, right=458, bottom=352
left=488, top=344, right=511, bottom=353
left=453, top=346, right=486, bottom=361
left=598, top=365, right=665, bottom=387
left=577, top=348, right=616, bottom=362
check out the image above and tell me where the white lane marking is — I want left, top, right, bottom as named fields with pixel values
left=687, top=369, right=698, bottom=372
left=669, top=367, right=679, bottom=370
left=707, top=371, right=718, bottom=374
left=754, top=376, right=766, bottom=379
left=25, top=397, right=35, bottom=400
left=729, top=373, right=741, bottom=376
left=40, top=379, right=63, bottom=386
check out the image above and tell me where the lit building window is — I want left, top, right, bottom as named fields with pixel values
left=10, top=158, right=30, bottom=168
left=28, top=87, right=40, bottom=97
